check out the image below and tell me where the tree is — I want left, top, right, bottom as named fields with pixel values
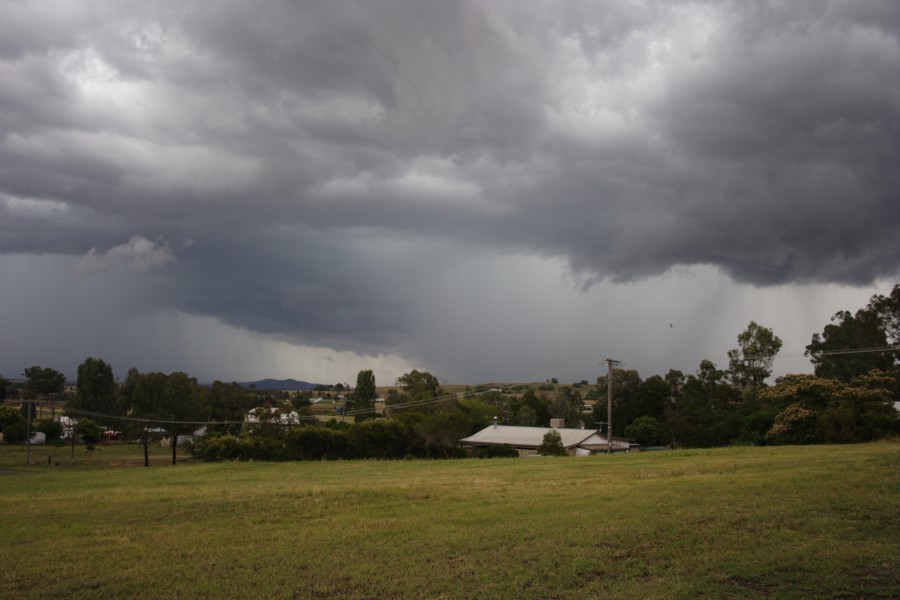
left=536, top=429, right=566, bottom=456
left=728, top=321, right=783, bottom=388
left=0, top=405, right=25, bottom=443
left=458, top=398, right=499, bottom=430
left=761, top=371, right=899, bottom=444
left=23, top=366, right=65, bottom=397
left=669, top=360, right=741, bottom=448
left=507, top=388, right=550, bottom=427
left=594, top=369, right=642, bottom=436
left=0, top=375, right=11, bottom=400
left=806, top=309, right=893, bottom=382
left=198, top=380, right=252, bottom=430
left=37, top=419, right=62, bottom=442
left=549, top=386, right=583, bottom=427
left=354, top=370, right=377, bottom=422
left=20, top=400, right=37, bottom=421
left=866, top=283, right=900, bottom=346
left=636, top=375, right=670, bottom=422
left=624, top=416, right=664, bottom=447
left=414, top=412, right=472, bottom=458
left=78, top=418, right=101, bottom=445
left=74, top=357, right=118, bottom=417
left=390, top=370, right=443, bottom=413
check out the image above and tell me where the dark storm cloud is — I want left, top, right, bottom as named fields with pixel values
left=1, top=0, right=898, bottom=359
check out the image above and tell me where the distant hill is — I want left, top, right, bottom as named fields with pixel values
left=240, top=378, right=317, bottom=391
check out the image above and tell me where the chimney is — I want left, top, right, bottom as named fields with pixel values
left=550, top=418, right=565, bottom=428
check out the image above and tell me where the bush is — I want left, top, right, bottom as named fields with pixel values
left=475, top=444, right=519, bottom=458
left=537, top=430, right=567, bottom=456
left=284, top=426, right=348, bottom=460
left=624, top=416, right=664, bottom=447
left=37, top=419, right=62, bottom=442
left=2, top=419, right=27, bottom=444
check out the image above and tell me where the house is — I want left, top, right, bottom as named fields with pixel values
left=460, top=424, right=632, bottom=457
left=245, top=406, right=302, bottom=425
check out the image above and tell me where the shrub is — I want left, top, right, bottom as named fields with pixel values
left=537, top=430, right=566, bottom=456
left=476, top=444, right=519, bottom=458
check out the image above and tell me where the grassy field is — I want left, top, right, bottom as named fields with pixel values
left=1, top=442, right=898, bottom=599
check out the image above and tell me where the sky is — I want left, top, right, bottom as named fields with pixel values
left=1, top=0, right=898, bottom=386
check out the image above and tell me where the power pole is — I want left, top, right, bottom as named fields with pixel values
left=604, top=358, right=620, bottom=454
left=25, top=399, right=32, bottom=465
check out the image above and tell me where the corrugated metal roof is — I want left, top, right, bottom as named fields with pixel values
left=460, top=425, right=624, bottom=450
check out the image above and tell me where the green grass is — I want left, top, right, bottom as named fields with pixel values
left=1, top=442, right=898, bottom=599
left=0, top=442, right=191, bottom=469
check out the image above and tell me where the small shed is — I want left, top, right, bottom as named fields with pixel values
left=460, top=425, right=630, bottom=457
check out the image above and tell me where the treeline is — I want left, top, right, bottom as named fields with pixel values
left=196, top=405, right=507, bottom=461
left=591, top=285, right=899, bottom=447
left=1, top=285, right=897, bottom=458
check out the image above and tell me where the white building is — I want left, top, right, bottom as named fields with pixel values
left=460, top=424, right=632, bottom=457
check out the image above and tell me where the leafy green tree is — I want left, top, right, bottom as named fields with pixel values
left=390, top=370, right=443, bottom=413
left=37, top=419, right=62, bottom=442
left=594, top=369, right=642, bottom=436
left=164, top=372, right=200, bottom=423
left=537, top=429, right=566, bottom=456
left=20, top=400, right=37, bottom=421
left=866, top=283, right=900, bottom=346
left=347, top=419, right=414, bottom=459
left=414, top=412, right=472, bottom=458
left=198, top=381, right=252, bottom=430
left=23, top=366, right=65, bottom=397
left=806, top=309, right=893, bottom=382
left=668, top=360, right=741, bottom=448
left=123, top=370, right=201, bottom=424
left=513, top=405, right=537, bottom=426
left=283, top=426, right=348, bottom=460
left=762, top=372, right=898, bottom=444
left=2, top=420, right=27, bottom=443
left=549, top=386, right=583, bottom=427
left=507, top=388, right=550, bottom=426
left=636, top=375, right=670, bottom=421
left=0, top=405, right=25, bottom=443
left=458, top=398, right=499, bottom=430
left=73, top=357, right=118, bottom=417
left=78, top=418, right=101, bottom=445
left=354, top=370, right=377, bottom=422
left=665, top=369, right=685, bottom=399
left=624, top=416, right=664, bottom=446
left=727, top=322, right=783, bottom=388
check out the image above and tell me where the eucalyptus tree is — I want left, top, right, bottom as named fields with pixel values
left=727, top=322, right=783, bottom=389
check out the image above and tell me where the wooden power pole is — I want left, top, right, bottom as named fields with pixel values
left=604, top=358, right=620, bottom=454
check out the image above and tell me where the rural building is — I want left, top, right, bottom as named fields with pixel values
left=245, top=406, right=303, bottom=425
left=460, top=424, right=632, bottom=457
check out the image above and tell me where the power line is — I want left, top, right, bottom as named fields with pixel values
left=61, top=385, right=499, bottom=429
left=617, top=344, right=898, bottom=365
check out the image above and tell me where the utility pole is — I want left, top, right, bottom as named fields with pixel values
left=25, top=399, right=32, bottom=465
left=604, top=358, right=620, bottom=454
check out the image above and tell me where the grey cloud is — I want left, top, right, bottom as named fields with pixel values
left=1, top=0, right=898, bottom=378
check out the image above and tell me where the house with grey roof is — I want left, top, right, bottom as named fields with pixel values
left=460, top=424, right=632, bottom=457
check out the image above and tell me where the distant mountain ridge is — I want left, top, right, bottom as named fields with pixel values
left=240, top=378, right=317, bottom=391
